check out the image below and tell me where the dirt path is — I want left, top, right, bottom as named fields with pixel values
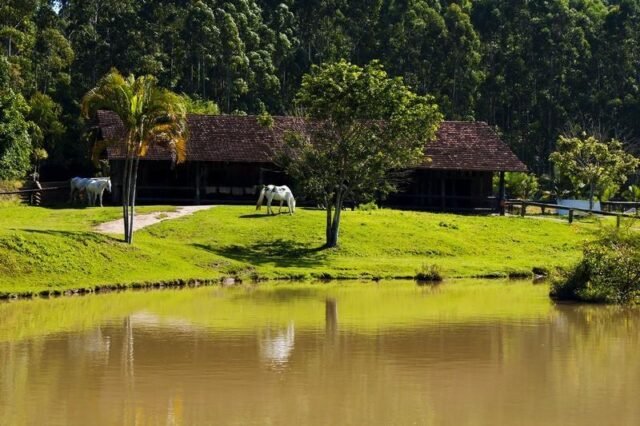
left=95, top=205, right=215, bottom=234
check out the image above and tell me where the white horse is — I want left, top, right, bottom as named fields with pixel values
left=256, top=185, right=296, bottom=215
left=86, top=178, right=112, bottom=207
left=69, top=176, right=110, bottom=204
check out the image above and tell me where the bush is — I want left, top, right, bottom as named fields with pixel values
left=415, top=263, right=443, bottom=282
left=357, top=200, right=378, bottom=211
left=551, top=230, right=640, bottom=304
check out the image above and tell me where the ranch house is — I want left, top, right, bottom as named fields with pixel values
left=96, top=111, right=527, bottom=212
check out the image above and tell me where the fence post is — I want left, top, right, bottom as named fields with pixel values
left=520, top=202, right=526, bottom=217
left=568, top=209, right=574, bottom=224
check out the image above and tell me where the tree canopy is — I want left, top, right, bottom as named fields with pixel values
left=550, top=134, right=639, bottom=208
left=2, top=0, right=640, bottom=182
left=281, top=60, right=442, bottom=247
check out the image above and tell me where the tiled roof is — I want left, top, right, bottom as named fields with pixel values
left=421, top=121, right=527, bottom=172
left=98, top=111, right=527, bottom=172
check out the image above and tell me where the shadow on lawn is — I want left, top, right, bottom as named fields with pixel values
left=194, top=239, right=327, bottom=268
left=20, top=229, right=122, bottom=244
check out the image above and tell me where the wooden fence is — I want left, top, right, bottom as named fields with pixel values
left=0, top=181, right=68, bottom=206
left=505, top=199, right=638, bottom=228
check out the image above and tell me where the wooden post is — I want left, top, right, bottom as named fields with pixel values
left=497, top=171, right=505, bottom=216
left=568, top=209, right=574, bottom=224
left=520, top=202, right=526, bottom=217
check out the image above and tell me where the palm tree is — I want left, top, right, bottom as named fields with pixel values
left=82, top=69, right=187, bottom=244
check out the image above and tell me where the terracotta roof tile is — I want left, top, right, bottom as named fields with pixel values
left=98, top=111, right=526, bottom=172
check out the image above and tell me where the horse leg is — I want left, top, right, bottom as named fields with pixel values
left=279, top=199, right=284, bottom=214
left=99, top=190, right=103, bottom=207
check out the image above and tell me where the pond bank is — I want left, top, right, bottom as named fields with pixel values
left=0, top=205, right=594, bottom=295
left=0, top=271, right=550, bottom=301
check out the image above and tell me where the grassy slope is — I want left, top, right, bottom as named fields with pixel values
left=0, top=204, right=597, bottom=294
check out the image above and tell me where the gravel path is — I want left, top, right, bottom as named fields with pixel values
left=95, top=205, right=215, bottom=234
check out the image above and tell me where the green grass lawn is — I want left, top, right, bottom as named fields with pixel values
left=0, top=204, right=603, bottom=295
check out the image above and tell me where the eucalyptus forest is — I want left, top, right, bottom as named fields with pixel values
left=2, top=0, right=640, bottom=179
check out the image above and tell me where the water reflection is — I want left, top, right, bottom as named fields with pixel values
left=0, top=281, right=639, bottom=425
left=259, top=322, right=295, bottom=368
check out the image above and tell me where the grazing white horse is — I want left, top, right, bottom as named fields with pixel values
left=70, top=177, right=110, bottom=206
left=256, top=185, right=296, bottom=215
left=86, top=178, right=112, bottom=207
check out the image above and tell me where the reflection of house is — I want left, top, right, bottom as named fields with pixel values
left=97, top=111, right=526, bottom=211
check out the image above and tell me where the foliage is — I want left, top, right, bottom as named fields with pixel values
left=551, top=229, right=640, bottom=304
left=5, top=0, right=640, bottom=178
left=415, top=263, right=443, bottom=282
left=0, top=59, right=33, bottom=180
left=549, top=134, right=639, bottom=208
left=622, top=185, right=640, bottom=202
left=181, top=94, right=220, bottom=115
left=357, top=201, right=378, bottom=211
left=281, top=60, right=442, bottom=247
left=82, top=69, right=187, bottom=244
left=494, top=172, right=540, bottom=199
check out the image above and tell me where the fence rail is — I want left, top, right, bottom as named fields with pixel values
left=505, top=199, right=638, bottom=227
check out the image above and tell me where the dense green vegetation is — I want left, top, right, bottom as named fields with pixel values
left=551, top=229, right=640, bottom=304
left=3, top=0, right=640, bottom=178
left=0, top=205, right=595, bottom=295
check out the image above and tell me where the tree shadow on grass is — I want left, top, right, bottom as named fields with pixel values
left=239, top=213, right=278, bottom=219
left=20, top=229, right=123, bottom=244
left=193, top=239, right=328, bottom=268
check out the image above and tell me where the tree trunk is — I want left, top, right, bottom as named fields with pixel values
left=325, top=195, right=333, bottom=246
left=123, top=144, right=136, bottom=243
left=127, top=156, right=141, bottom=244
left=121, top=151, right=132, bottom=242
left=589, top=181, right=594, bottom=211
left=327, top=192, right=344, bottom=248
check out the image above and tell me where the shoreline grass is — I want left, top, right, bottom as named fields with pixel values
left=0, top=205, right=599, bottom=296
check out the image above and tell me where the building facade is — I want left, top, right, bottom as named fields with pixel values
left=97, top=111, right=527, bottom=211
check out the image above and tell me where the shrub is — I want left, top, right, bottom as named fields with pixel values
left=415, top=263, right=443, bottom=282
left=357, top=200, right=378, bottom=211
left=551, top=230, right=640, bottom=304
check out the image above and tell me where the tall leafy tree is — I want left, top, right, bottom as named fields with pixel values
left=82, top=69, right=187, bottom=244
left=281, top=60, right=442, bottom=247
left=550, top=134, right=639, bottom=209
left=0, top=57, right=34, bottom=180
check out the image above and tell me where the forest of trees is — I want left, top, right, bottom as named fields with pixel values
left=2, top=0, right=640, bottom=179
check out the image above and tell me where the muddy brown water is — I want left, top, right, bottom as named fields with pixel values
left=1, top=280, right=639, bottom=426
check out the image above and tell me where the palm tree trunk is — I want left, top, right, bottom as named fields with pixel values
left=124, top=149, right=135, bottom=243
left=127, top=155, right=141, bottom=244
left=122, top=150, right=132, bottom=242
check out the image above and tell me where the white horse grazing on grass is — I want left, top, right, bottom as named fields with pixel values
left=69, top=177, right=110, bottom=206
left=86, top=178, right=112, bottom=207
left=256, top=185, right=296, bottom=215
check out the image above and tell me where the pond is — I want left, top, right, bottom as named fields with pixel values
left=1, top=280, right=639, bottom=425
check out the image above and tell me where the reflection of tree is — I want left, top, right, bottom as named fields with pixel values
left=122, top=315, right=135, bottom=423
left=325, top=298, right=338, bottom=339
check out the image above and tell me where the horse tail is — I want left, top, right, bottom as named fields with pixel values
left=256, top=187, right=266, bottom=210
